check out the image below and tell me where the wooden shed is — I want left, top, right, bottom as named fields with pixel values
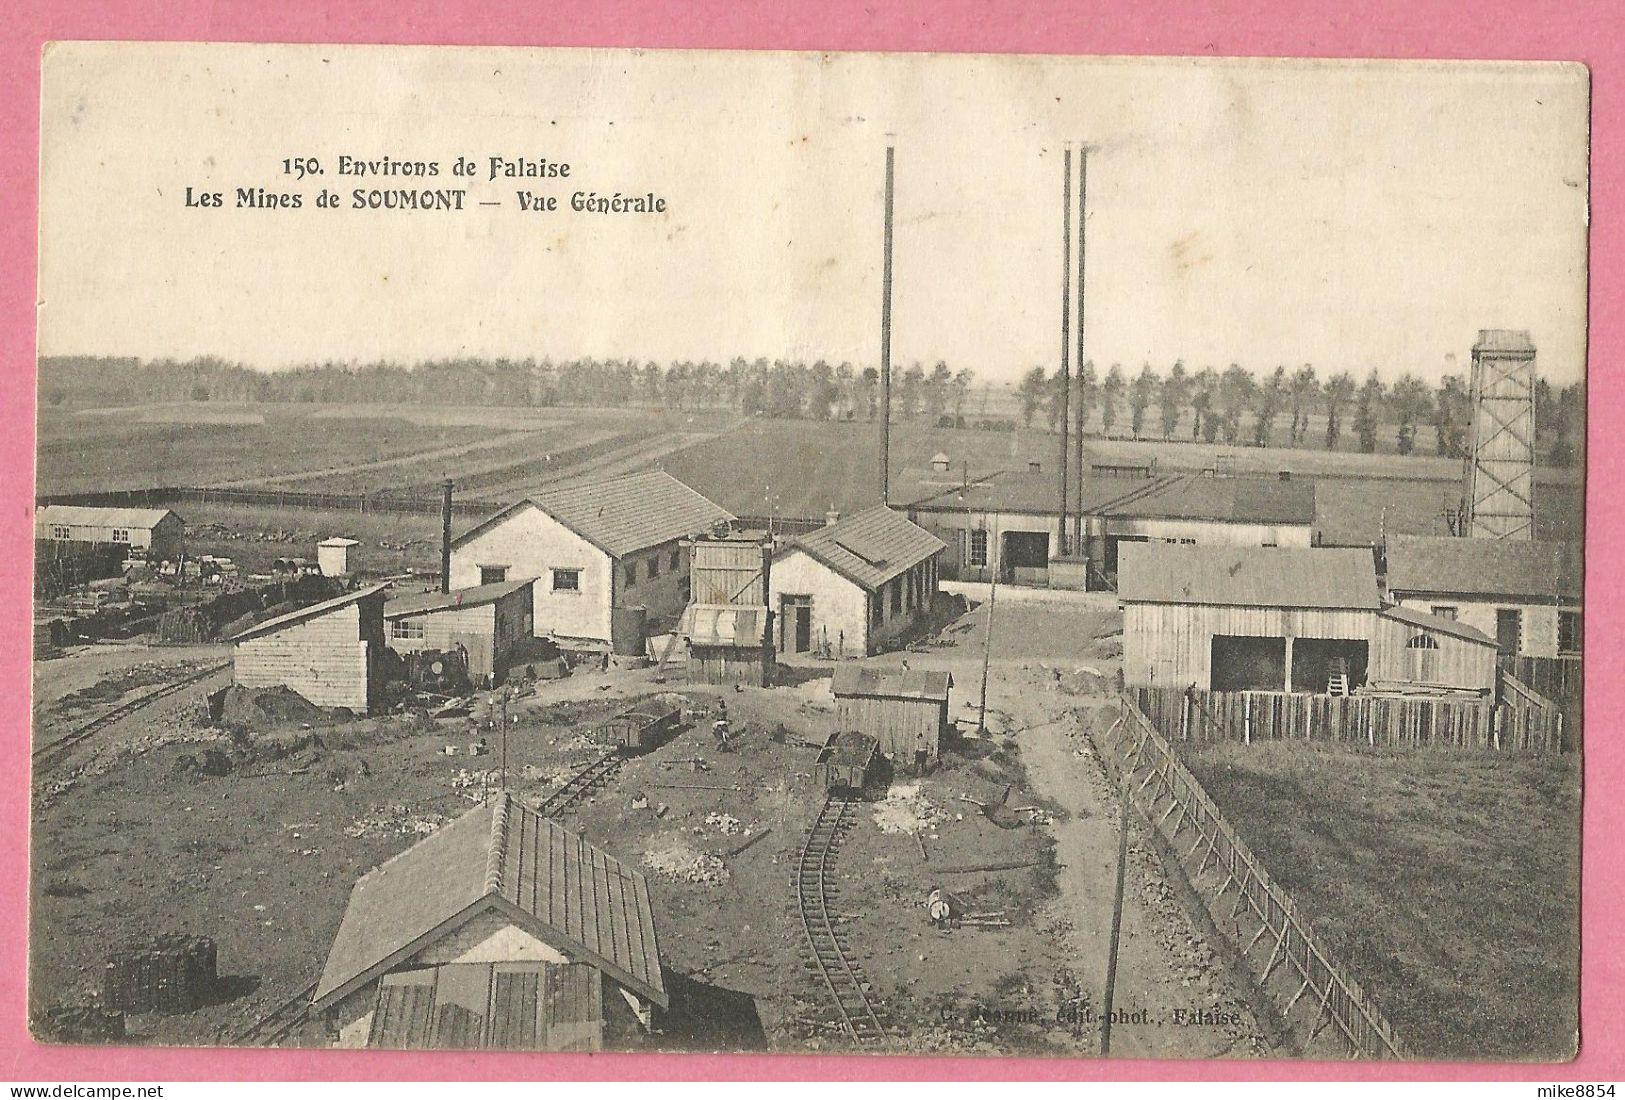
left=230, top=584, right=388, bottom=713
left=1118, top=543, right=1380, bottom=693
left=831, top=664, right=953, bottom=761
left=1368, top=605, right=1498, bottom=694
left=311, top=794, right=666, bottom=1051
left=384, top=579, right=536, bottom=687
left=682, top=603, right=773, bottom=686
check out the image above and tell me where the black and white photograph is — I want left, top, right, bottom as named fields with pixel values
left=29, top=44, right=1586, bottom=1061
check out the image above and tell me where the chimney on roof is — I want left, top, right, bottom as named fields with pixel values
left=826, top=510, right=842, bottom=527
left=1028, top=460, right=1042, bottom=474
left=1278, top=470, right=1291, bottom=481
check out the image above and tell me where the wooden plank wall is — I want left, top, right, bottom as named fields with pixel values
left=1368, top=614, right=1497, bottom=691
left=1124, top=604, right=1372, bottom=689
left=835, top=695, right=943, bottom=759
left=234, top=602, right=374, bottom=711
left=1133, top=684, right=1560, bottom=752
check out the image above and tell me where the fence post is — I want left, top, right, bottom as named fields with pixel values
left=1243, top=693, right=1251, bottom=745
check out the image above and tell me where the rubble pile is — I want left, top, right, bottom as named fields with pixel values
left=641, top=839, right=730, bottom=886
left=344, top=803, right=445, bottom=839
left=871, top=782, right=948, bottom=836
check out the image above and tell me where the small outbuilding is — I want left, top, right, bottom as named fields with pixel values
left=770, top=506, right=945, bottom=658
left=1368, top=604, right=1498, bottom=694
left=36, top=505, right=185, bottom=560
left=230, top=584, right=389, bottom=713
left=318, top=537, right=361, bottom=578
left=311, top=794, right=667, bottom=1051
left=383, top=579, right=537, bottom=687
left=831, top=664, right=953, bottom=762
left=682, top=603, right=773, bottom=687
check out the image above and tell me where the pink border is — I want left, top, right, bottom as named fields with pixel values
left=3, top=0, right=1618, bottom=1082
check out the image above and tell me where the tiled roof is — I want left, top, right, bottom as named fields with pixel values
left=1118, top=544, right=1380, bottom=609
left=787, top=506, right=946, bottom=591
left=453, top=471, right=732, bottom=560
left=37, top=505, right=179, bottom=529
left=384, top=579, right=535, bottom=619
left=1314, top=477, right=1583, bottom=547
left=1378, top=604, right=1497, bottom=647
left=230, top=584, right=388, bottom=642
left=1384, top=536, right=1582, bottom=601
left=312, top=794, right=665, bottom=1011
left=831, top=663, right=953, bottom=701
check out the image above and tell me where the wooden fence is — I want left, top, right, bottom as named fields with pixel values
left=1501, top=655, right=1582, bottom=752
left=1131, top=682, right=1562, bottom=753
left=1094, top=694, right=1408, bottom=1060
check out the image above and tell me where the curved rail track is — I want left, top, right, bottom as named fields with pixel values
left=795, top=794, right=885, bottom=1045
left=32, top=661, right=232, bottom=768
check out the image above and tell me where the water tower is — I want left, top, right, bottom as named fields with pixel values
left=1462, top=329, right=1536, bottom=540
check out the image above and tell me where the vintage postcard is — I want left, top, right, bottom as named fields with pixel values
left=30, top=44, right=1586, bottom=1061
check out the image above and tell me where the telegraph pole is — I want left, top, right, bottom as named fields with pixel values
left=1057, top=143, right=1073, bottom=554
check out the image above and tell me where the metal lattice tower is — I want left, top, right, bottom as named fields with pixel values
left=1462, top=329, right=1536, bottom=540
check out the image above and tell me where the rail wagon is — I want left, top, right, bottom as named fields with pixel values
left=813, top=731, right=879, bottom=793
left=598, top=701, right=682, bottom=755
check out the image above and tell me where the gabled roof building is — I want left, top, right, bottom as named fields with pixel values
left=313, top=794, right=665, bottom=1051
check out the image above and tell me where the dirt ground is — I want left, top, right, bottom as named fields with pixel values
left=28, top=597, right=1275, bottom=1060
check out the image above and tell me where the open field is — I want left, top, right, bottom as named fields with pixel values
left=1172, top=738, right=1580, bottom=1061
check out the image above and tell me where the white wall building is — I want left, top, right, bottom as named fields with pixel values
left=448, top=471, right=732, bottom=647
left=768, top=505, right=945, bottom=658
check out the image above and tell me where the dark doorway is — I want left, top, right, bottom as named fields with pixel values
left=1496, top=609, right=1522, bottom=655
left=1002, top=530, right=1050, bottom=584
left=1211, top=635, right=1286, bottom=692
left=780, top=596, right=811, bottom=653
left=1289, top=638, right=1369, bottom=693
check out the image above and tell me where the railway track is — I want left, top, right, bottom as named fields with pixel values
left=32, top=661, right=232, bottom=767
left=533, top=751, right=626, bottom=818
left=795, top=794, right=885, bottom=1045
left=232, top=980, right=318, bottom=1047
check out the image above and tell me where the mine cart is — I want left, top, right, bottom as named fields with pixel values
left=813, top=730, right=879, bottom=793
left=599, top=701, right=682, bottom=755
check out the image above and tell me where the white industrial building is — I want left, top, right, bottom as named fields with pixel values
left=36, top=505, right=185, bottom=559
left=768, top=505, right=945, bottom=658
left=448, top=471, right=733, bottom=649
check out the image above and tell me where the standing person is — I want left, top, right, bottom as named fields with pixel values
left=712, top=700, right=733, bottom=752
left=913, top=727, right=929, bottom=777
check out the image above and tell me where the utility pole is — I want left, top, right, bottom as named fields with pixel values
left=1101, top=754, right=1130, bottom=1057
left=976, top=517, right=1001, bottom=736
left=1073, top=143, right=1089, bottom=554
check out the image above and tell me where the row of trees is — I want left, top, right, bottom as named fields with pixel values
left=40, top=353, right=1584, bottom=464
left=1016, top=361, right=1584, bottom=465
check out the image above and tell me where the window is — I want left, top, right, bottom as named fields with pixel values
left=1406, top=633, right=1439, bottom=683
left=50, top=525, right=69, bottom=539
left=112, top=529, right=131, bottom=543
left=1431, top=605, right=1458, bottom=621
left=968, top=528, right=989, bottom=567
left=624, top=562, right=638, bottom=587
left=479, top=566, right=508, bottom=585
left=391, top=619, right=425, bottom=640
left=1559, top=610, right=1583, bottom=655
left=648, top=555, right=660, bottom=579
left=552, top=569, right=581, bottom=592
left=670, top=549, right=681, bottom=571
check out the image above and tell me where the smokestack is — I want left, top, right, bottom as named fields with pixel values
left=880, top=140, right=895, bottom=506
left=1072, top=144, right=1089, bottom=554
left=1057, top=143, right=1072, bottom=555
left=441, top=479, right=453, bottom=594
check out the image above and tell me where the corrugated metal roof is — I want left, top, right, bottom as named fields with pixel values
left=682, top=603, right=768, bottom=647
left=831, top=663, right=953, bottom=701
left=1385, top=535, right=1582, bottom=600
left=1378, top=604, right=1497, bottom=647
left=1117, top=544, right=1380, bottom=609
left=453, top=471, right=732, bottom=560
left=787, top=505, right=945, bottom=590
left=230, top=584, right=388, bottom=642
left=313, top=794, right=665, bottom=1011
left=384, top=579, right=535, bottom=619
left=37, top=505, right=179, bottom=529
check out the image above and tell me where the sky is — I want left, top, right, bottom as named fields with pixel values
left=37, top=45, right=1590, bottom=385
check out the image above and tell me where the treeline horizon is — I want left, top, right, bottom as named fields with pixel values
left=38, top=353, right=1585, bottom=464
